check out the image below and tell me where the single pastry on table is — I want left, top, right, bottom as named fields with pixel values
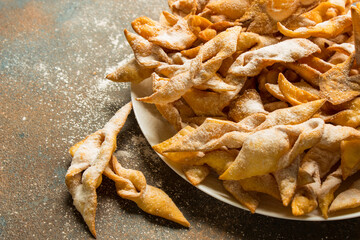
left=66, top=102, right=189, bottom=237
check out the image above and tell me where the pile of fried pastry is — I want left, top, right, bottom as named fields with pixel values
left=67, top=0, right=360, bottom=237
left=107, top=0, right=360, bottom=216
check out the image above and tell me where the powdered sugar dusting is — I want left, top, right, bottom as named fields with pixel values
left=230, top=38, right=321, bottom=76
left=244, top=99, right=265, bottom=112
left=105, top=53, right=134, bottom=76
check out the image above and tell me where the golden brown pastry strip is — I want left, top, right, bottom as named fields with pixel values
left=327, top=42, right=355, bottom=55
left=106, top=58, right=153, bottom=83
left=329, top=178, right=360, bottom=213
left=228, top=89, right=268, bottom=122
left=149, top=17, right=198, bottom=51
left=301, top=0, right=349, bottom=23
left=319, top=54, right=360, bottom=105
left=292, top=165, right=321, bottom=216
left=341, top=138, right=360, bottom=180
left=274, top=155, right=302, bottom=206
left=318, top=167, right=342, bottom=218
left=223, top=180, right=260, bottom=213
left=182, top=165, right=210, bottom=185
left=152, top=73, right=185, bottom=131
left=352, top=4, right=360, bottom=67
left=228, top=39, right=321, bottom=77
left=205, top=0, right=250, bottom=20
left=137, top=26, right=242, bottom=104
left=239, top=174, right=281, bottom=200
left=124, top=29, right=172, bottom=68
left=325, top=97, right=360, bottom=128
left=220, top=118, right=325, bottom=180
left=65, top=102, right=132, bottom=237
left=104, top=156, right=190, bottom=227
left=278, top=73, right=320, bottom=106
left=283, top=62, right=322, bottom=87
left=277, top=12, right=352, bottom=38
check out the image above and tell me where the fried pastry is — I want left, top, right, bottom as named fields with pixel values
left=319, top=54, right=360, bottom=105
left=318, top=167, right=343, bottom=218
left=278, top=12, right=352, bottom=38
left=223, top=180, right=260, bottom=213
left=277, top=73, right=320, bottom=106
left=66, top=102, right=132, bottom=237
left=229, top=39, right=321, bottom=77
left=138, top=26, right=242, bottom=104
left=104, top=156, right=190, bottom=227
left=341, top=138, right=360, bottom=179
left=329, top=178, right=360, bottom=213
left=67, top=102, right=190, bottom=237
left=220, top=118, right=325, bottom=180
left=106, top=58, right=153, bottom=83
left=352, top=4, right=360, bottom=66
left=228, top=89, right=267, bottom=122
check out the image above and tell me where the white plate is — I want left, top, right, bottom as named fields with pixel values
left=131, top=77, right=360, bottom=221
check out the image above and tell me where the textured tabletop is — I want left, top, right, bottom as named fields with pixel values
left=1, top=0, right=360, bottom=239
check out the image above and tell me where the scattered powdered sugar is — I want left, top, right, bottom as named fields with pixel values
left=109, top=34, right=125, bottom=50
left=115, top=150, right=133, bottom=160
left=97, top=78, right=111, bottom=90
left=35, top=62, right=50, bottom=78
left=94, top=18, right=110, bottom=28
left=151, top=18, right=195, bottom=50
left=243, top=99, right=265, bottom=112
left=114, top=135, right=155, bottom=165
left=232, top=38, right=320, bottom=76
left=130, top=135, right=148, bottom=146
